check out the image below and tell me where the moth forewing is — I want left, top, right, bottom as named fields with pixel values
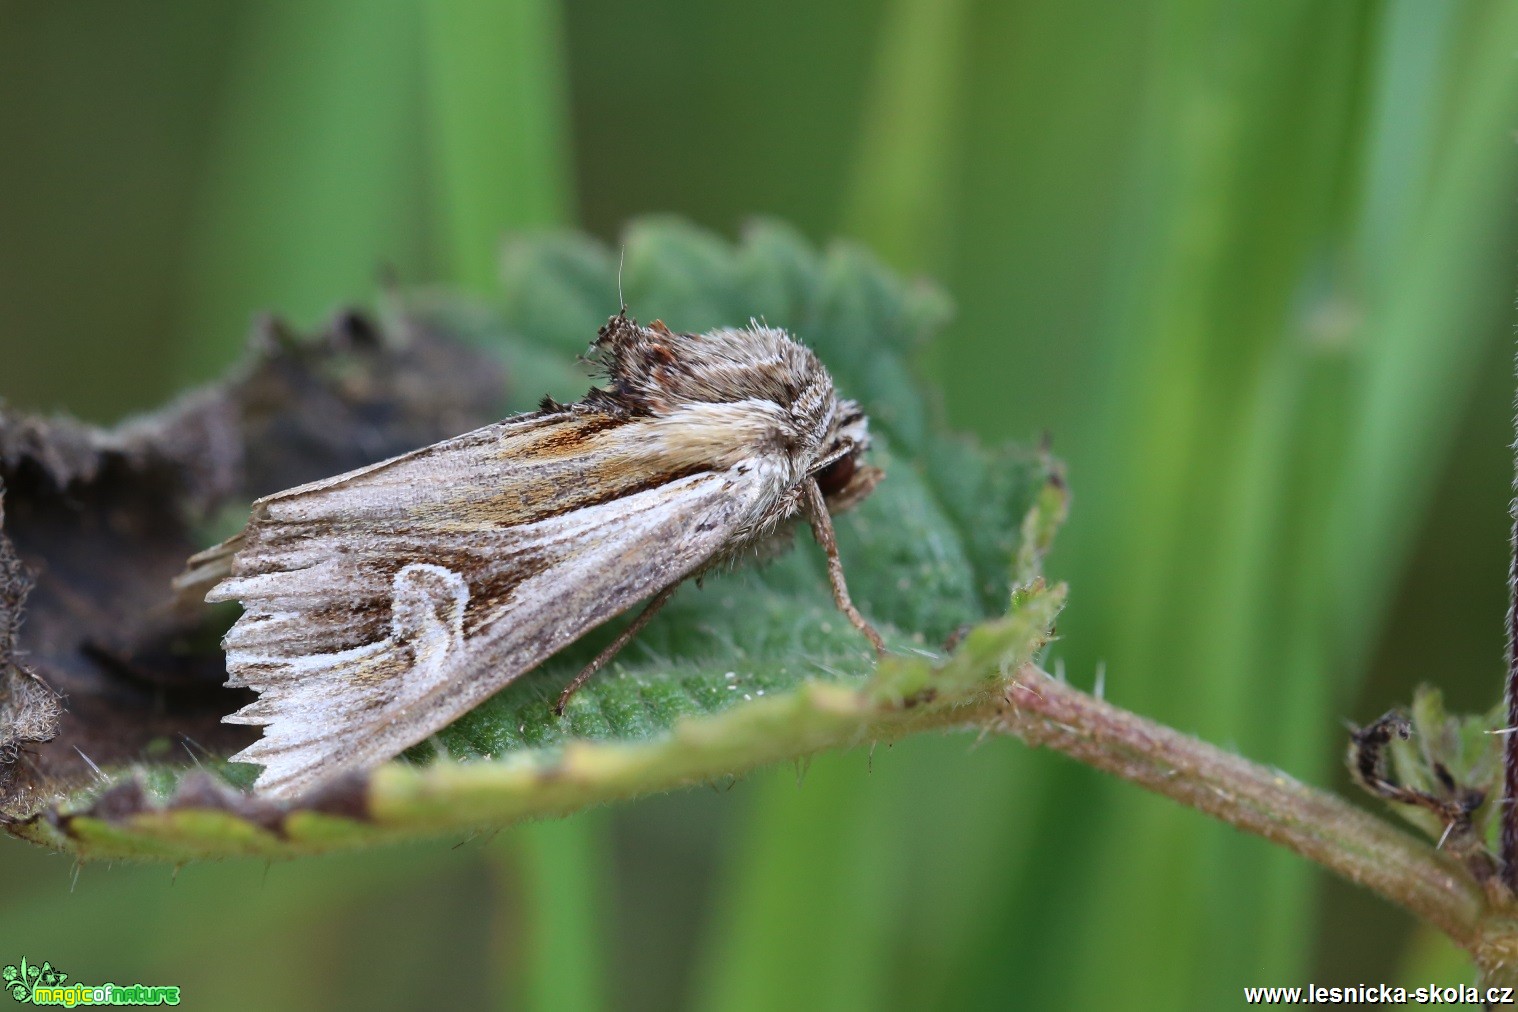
left=216, top=469, right=775, bottom=797
left=194, top=314, right=884, bottom=798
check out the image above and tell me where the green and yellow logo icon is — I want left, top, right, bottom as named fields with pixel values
left=2, top=959, right=179, bottom=1006
left=3, top=959, right=65, bottom=1002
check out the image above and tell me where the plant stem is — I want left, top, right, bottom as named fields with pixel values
left=1503, top=353, right=1518, bottom=890
left=12, top=656, right=1490, bottom=952
left=991, top=667, right=1486, bottom=949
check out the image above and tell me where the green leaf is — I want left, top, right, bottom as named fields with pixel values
left=422, top=0, right=574, bottom=291
left=1378, top=686, right=1505, bottom=847
left=7, top=220, right=1064, bottom=862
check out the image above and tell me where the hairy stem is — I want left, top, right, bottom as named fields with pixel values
left=1503, top=353, right=1518, bottom=889
left=10, top=658, right=1490, bottom=953
left=992, top=667, right=1486, bottom=949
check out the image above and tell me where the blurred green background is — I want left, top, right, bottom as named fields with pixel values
left=3, top=1, right=1517, bottom=1008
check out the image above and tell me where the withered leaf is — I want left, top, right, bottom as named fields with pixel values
left=0, top=311, right=505, bottom=818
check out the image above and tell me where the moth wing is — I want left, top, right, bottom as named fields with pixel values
left=175, top=413, right=567, bottom=600
left=213, top=461, right=778, bottom=798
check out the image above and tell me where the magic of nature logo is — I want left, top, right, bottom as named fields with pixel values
left=3, top=958, right=180, bottom=1006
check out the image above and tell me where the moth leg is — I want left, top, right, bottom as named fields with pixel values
left=801, top=477, right=887, bottom=658
left=554, top=583, right=680, bottom=715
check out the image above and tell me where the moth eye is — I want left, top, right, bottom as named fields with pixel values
left=815, top=453, right=857, bottom=498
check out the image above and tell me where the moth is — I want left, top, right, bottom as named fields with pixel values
left=177, top=312, right=886, bottom=798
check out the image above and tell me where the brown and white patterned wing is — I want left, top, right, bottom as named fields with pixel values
left=203, top=410, right=786, bottom=798
left=176, top=409, right=658, bottom=599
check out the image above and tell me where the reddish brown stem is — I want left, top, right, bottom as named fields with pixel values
left=996, top=667, right=1486, bottom=949
left=1502, top=357, right=1518, bottom=891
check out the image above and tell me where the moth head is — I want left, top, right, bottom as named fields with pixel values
left=814, top=399, right=882, bottom=514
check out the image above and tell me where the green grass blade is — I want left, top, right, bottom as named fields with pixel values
left=174, top=0, right=428, bottom=382
left=842, top=0, right=968, bottom=273
left=423, top=0, right=574, bottom=290
left=1328, top=0, right=1518, bottom=676
left=512, top=816, right=611, bottom=1012
left=693, top=757, right=902, bottom=1012
left=1049, top=1, right=1518, bottom=1006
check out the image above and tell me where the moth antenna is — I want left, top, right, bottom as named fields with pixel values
left=801, top=478, right=887, bottom=657
left=617, top=245, right=626, bottom=311
left=554, top=582, right=679, bottom=715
